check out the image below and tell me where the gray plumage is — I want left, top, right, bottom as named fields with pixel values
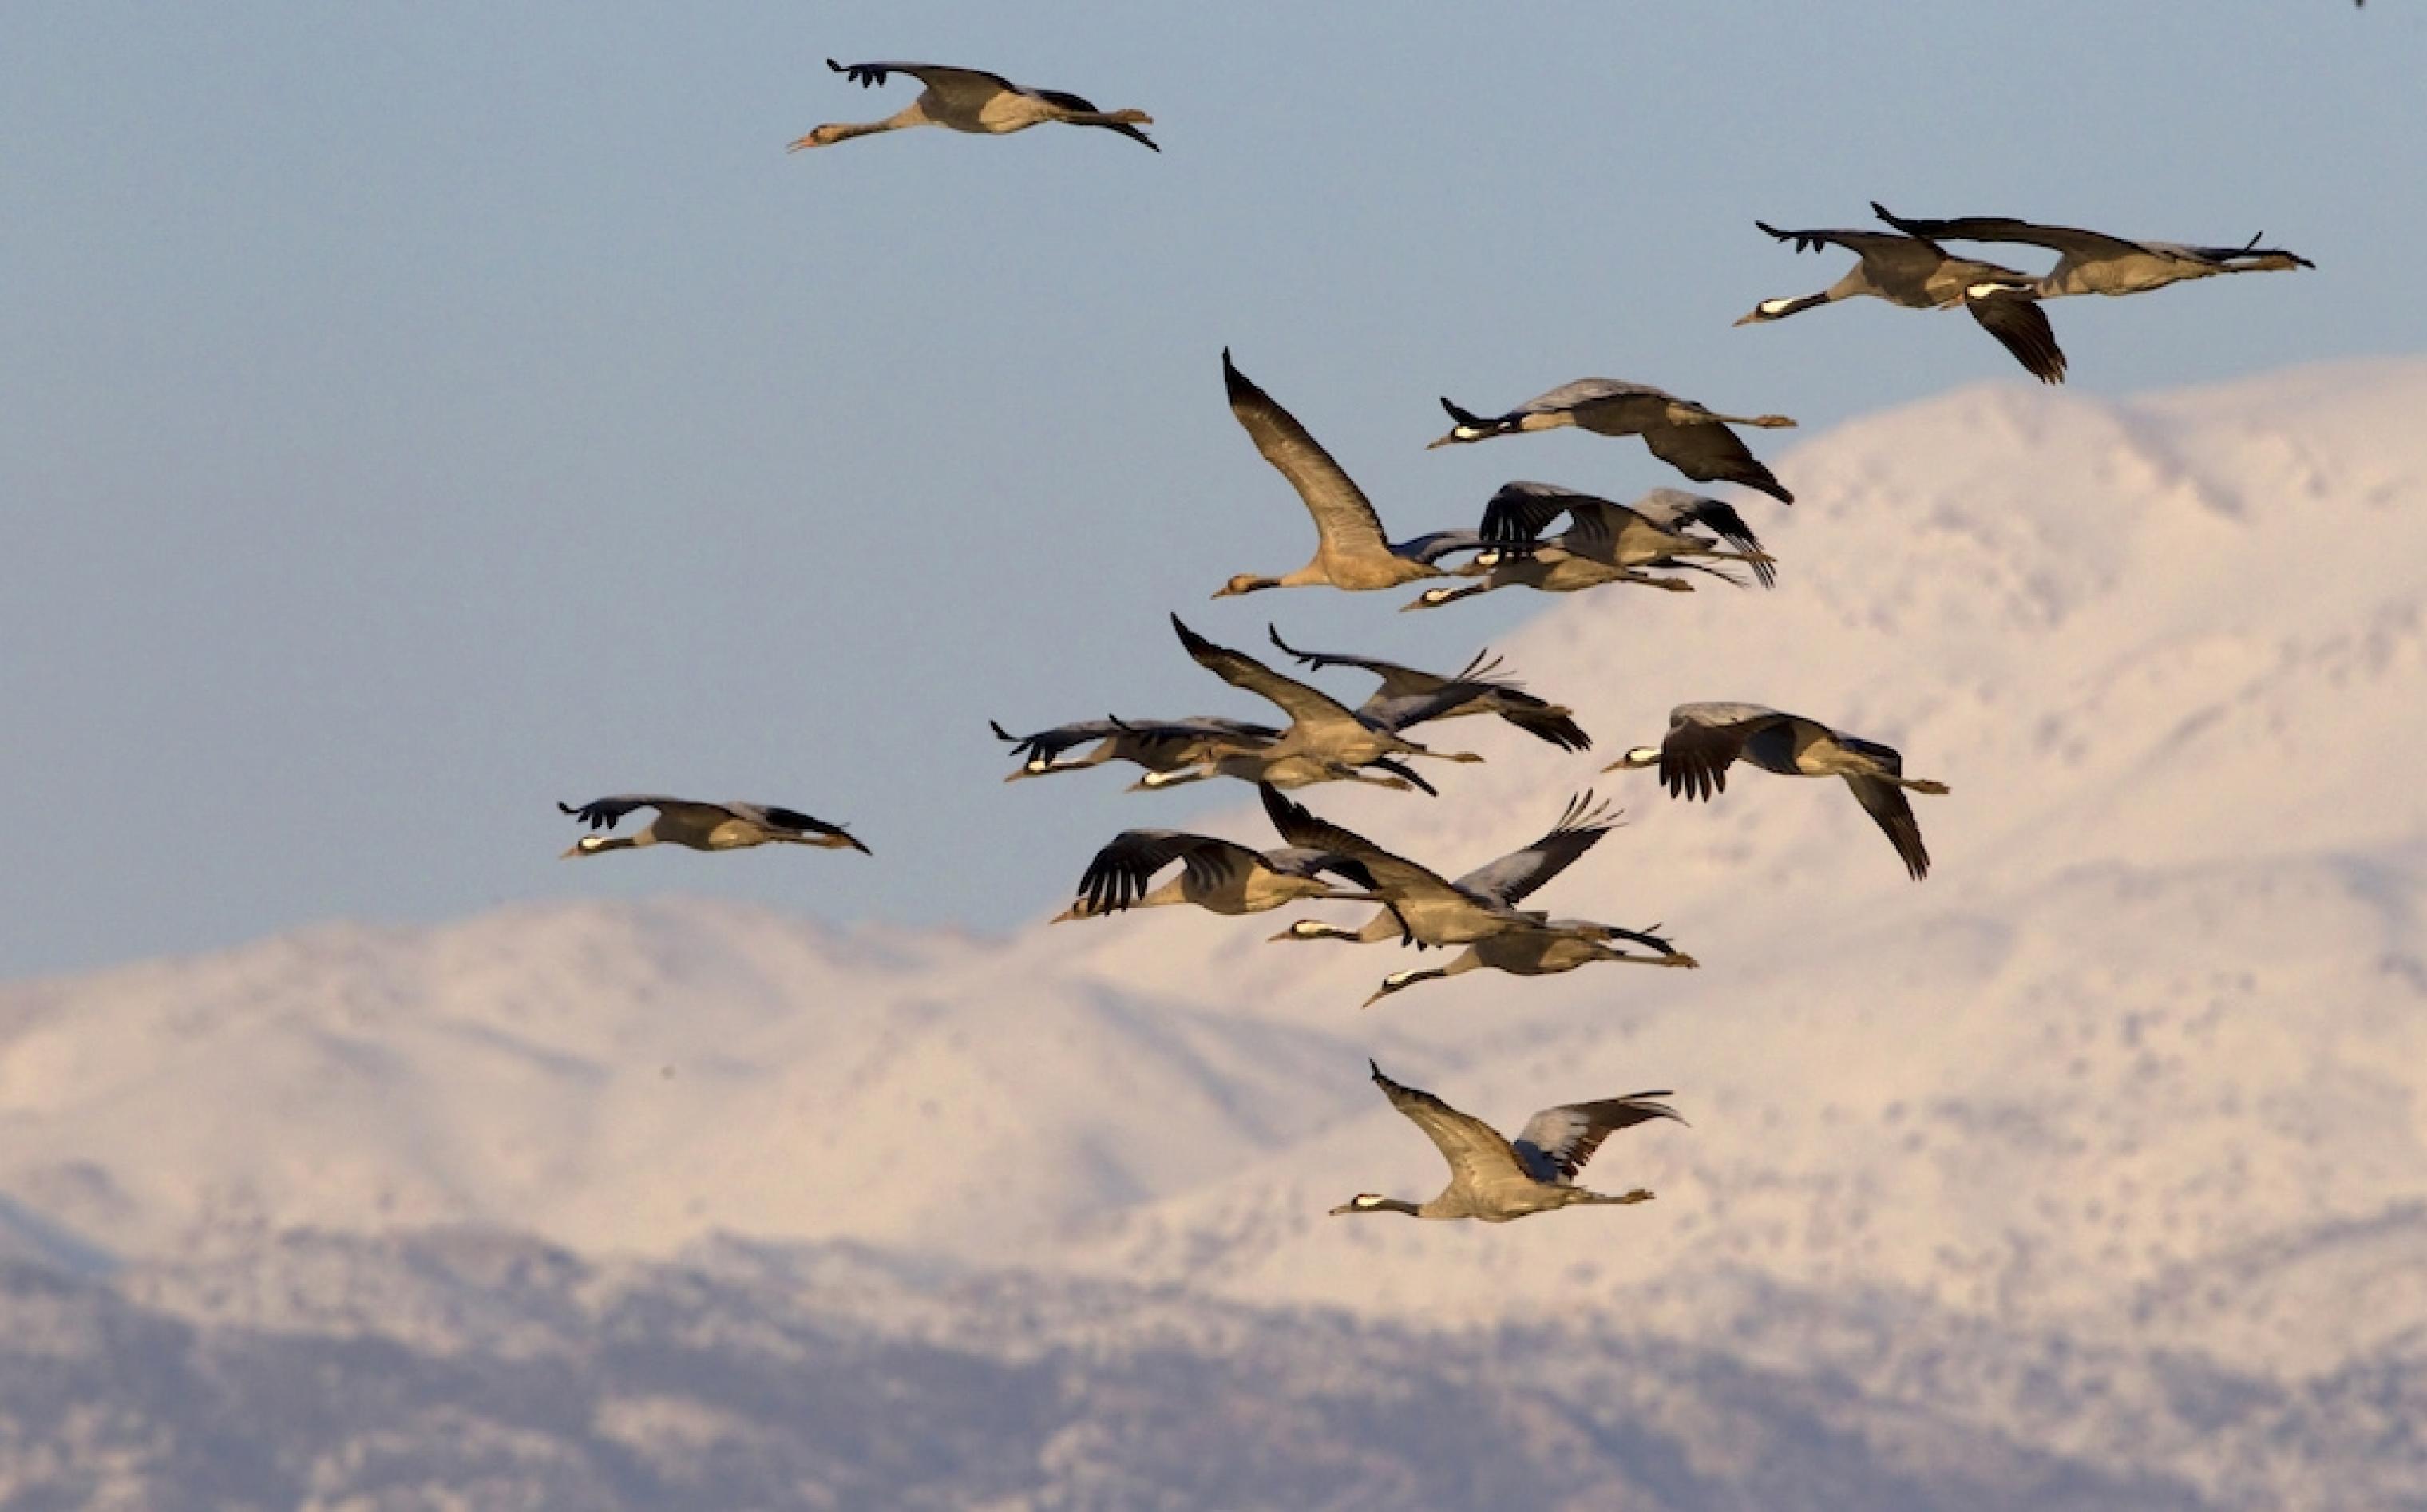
left=790, top=60, right=1157, bottom=152
left=557, top=796, right=869, bottom=857
left=1358, top=919, right=1694, bottom=1008
left=1738, top=220, right=2067, bottom=384
left=1426, top=378, right=1798, bottom=505
left=1052, top=830, right=1378, bottom=923
left=1144, top=616, right=1491, bottom=794
left=991, top=716, right=1279, bottom=782
left=1329, top=1061, right=1682, bottom=1223
left=1259, top=785, right=1578, bottom=948
left=1871, top=202, right=2313, bottom=299
left=1400, top=543, right=1710, bottom=611
left=1606, top=702, right=1950, bottom=881
left=1214, top=352, right=1484, bottom=597
left=1273, top=790, right=1617, bottom=944
left=1480, top=482, right=1780, bottom=589
left=1260, top=787, right=1694, bottom=1003
left=1263, top=625, right=1592, bottom=751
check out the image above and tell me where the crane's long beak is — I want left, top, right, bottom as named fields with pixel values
left=1423, top=431, right=1461, bottom=450
left=558, top=844, right=586, bottom=860
left=1732, top=310, right=1764, bottom=327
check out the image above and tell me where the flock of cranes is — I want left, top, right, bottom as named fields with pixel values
left=561, top=57, right=2312, bottom=1225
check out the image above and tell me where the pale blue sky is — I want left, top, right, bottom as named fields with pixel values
left=4, top=2, right=2420, bottom=979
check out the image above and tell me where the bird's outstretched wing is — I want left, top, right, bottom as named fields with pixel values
left=557, top=794, right=695, bottom=830
left=1871, top=203, right=2148, bottom=261
left=1511, top=1093, right=1684, bottom=1184
left=1642, top=423, right=1794, bottom=505
left=991, top=716, right=1277, bottom=769
left=1072, top=830, right=1259, bottom=913
left=1172, top=615, right=1364, bottom=730
left=1265, top=625, right=1431, bottom=687
left=1657, top=703, right=1788, bottom=801
left=1368, top=1061, right=1529, bottom=1189
left=1259, top=786, right=1464, bottom=904
left=1479, top=481, right=1605, bottom=545
left=1222, top=351, right=1390, bottom=559
left=1756, top=220, right=1951, bottom=270
left=1836, top=736, right=1932, bottom=881
left=1451, top=792, right=1620, bottom=906
left=1518, top=378, right=1672, bottom=414
left=826, top=58, right=1018, bottom=98
left=1630, top=489, right=1778, bottom=587
left=1392, top=529, right=1491, bottom=565
left=1966, top=291, right=2068, bottom=385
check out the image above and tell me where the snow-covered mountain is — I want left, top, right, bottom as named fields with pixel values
left=3, top=359, right=2422, bottom=1507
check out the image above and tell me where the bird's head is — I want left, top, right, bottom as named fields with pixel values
left=1328, top=1193, right=1399, bottom=1217
left=1214, top=573, right=1271, bottom=598
left=1269, top=919, right=1340, bottom=943
left=1361, top=968, right=1429, bottom=1008
left=1400, top=585, right=1463, bottom=612
left=786, top=124, right=850, bottom=152
left=1733, top=297, right=1799, bottom=327
left=561, top=835, right=609, bottom=859
left=1604, top=746, right=1662, bottom=771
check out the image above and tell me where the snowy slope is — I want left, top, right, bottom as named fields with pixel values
left=2, top=358, right=2421, bottom=1375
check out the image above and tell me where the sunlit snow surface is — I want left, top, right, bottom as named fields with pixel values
left=2, top=362, right=2421, bottom=1508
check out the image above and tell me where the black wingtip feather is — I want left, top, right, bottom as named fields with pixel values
left=1221, top=350, right=1254, bottom=399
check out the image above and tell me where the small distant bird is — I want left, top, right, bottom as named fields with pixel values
left=558, top=796, right=869, bottom=858
left=1216, top=351, right=1486, bottom=597
left=1051, top=829, right=1379, bottom=924
left=1426, top=379, right=1798, bottom=504
left=1329, top=1061, right=1682, bottom=1223
left=1148, top=616, right=1490, bottom=794
left=1263, top=626, right=1592, bottom=751
left=991, top=716, right=1278, bottom=783
left=1870, top=202, right=2313, bottom=299
left=1605, top=703, right=1949, bottom=880
left=1737, top=220, right=2066, bottom=384
left=789, top=59, right=1156, bottom=152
